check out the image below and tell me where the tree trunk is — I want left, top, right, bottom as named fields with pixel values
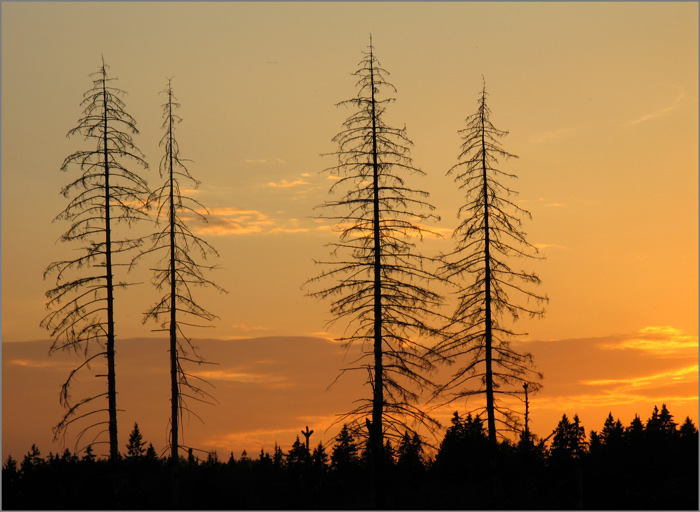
left=481, top=99, right=497, bottom=447
left=369, top=43, right=385, bottom=508
left=168, top=94, right=180, bottom=463
left=103, top=75, right=119, bottom=462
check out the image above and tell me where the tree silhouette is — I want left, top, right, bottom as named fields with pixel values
left=437, top=78, right=547, bottom=445
left=135, top=79, right=225, bottom=461
left=549, top=413, right=586, bottom=461
left=330, top=424, right=360, bottom=472
left=396, top=431, right=425, bottom=477
left=600, top=412, right=624, bottom=450
left=125, top=422, right=146, bottom=459
left=306, top=35, right=444, bottom=504
left=286, top=436, right=311, bottom=470
left=312, top=442, right=329, bottom=470
left=42, top=58, right=149, bottom=460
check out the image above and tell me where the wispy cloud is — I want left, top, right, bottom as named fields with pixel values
left=267, top=178, right=310, bottom=188
left=601, top=326, right=698, bottom=356
left=536, top=198, right=565, bottom=208
left=192, top=369, right=289, bottom=386
left=231, top=323, right=271, bottom=332
left=527, top=392, right=698, bottom=414
left=8, top=359, right=74, bottom=369
left=184, top=207, right=273, bottom=236
left=627, top=90, right=685, bottom=126
left=582, top=364, right=698, bottom=389
left=182, top=207, right=313, bottom=236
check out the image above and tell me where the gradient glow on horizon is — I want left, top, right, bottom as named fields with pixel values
left=2, top=2, right=698, bottom=461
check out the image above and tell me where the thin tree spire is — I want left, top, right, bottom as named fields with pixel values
left=437, top=78, right=547, bottom=445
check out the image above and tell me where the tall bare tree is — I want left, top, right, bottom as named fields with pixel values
left=136, top=79, right=225, bottom=462
left=438, top=79, right=547, bottom=446
left=306, top=36, right=444, bottom=504
left=42, top=58, right=149, bottom=461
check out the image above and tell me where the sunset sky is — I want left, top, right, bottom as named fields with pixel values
left=2, top=2, right=698, bottom=461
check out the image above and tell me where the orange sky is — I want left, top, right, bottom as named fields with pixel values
left=2, top=2, right=698, bottom=461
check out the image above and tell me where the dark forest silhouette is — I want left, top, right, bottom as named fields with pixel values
left=3, top=404, right=697, bottom=509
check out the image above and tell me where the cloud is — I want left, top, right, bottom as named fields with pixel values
left=627, top=90, right=685, bottom=126
left=267, top=178, right=310, bottom=188
left=180, top=207, right=272, bottom=236
left=8, top=359, right=75, bottom=369
left=525, top=392, right=698, bottom=414
left=601, top=326, right=698, bottom=356
left=191, top=369, right=289, bottom=386
left=536, top=198, right=565, bottom=208
left=231, top=323, right=271, bottom=332
left=182, top=207, right=312, bottom=236
left=582, top=364, right=698, bottom=390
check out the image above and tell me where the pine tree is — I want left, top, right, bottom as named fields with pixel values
left=21, top=445, right=44, bottom=474
left=126, top=422, right=146, bottom=458
left=331, top=424, right=360, bottom=471
left=396, top=431, right=425, bottom=475
left=600, top=412, right=624, bottom=450
left=306, top=35, right=444, bottom=504
left=136, top=79, right=225, bottom=461
left=312, top=442, right=329, bottom=470
left=273, top=443, right=284, bottom=469
left=286, top=435, right=311, bottom=470
left=437, top=78, right=546, bottom=445
left=145, top=443, right=158, bottom=461
left=42, top=58, right=149, bottom=460
left=82, top=445, right=96, bottom=462
left=679, top=416, right=698, bottom=438
left=550, top=414, right=586, bottom=460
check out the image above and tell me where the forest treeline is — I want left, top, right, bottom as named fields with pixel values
left=3, top=404, right=697, bottom=510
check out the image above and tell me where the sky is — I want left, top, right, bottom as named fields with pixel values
left=2, top=2, right=698, bottom=461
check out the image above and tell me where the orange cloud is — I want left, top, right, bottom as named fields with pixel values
left=582, top=364, right=698, bottom=390
left=266, top=178, right=310, bottom=188
left=8, top=359, right=74, bottom=369
left=191, top=369, right=290, bottom=386
left=601, top=326, right=698, bottom=356
left=231, top=323, right=271, bottom=332
left=181, top=207, right=316, bottom=236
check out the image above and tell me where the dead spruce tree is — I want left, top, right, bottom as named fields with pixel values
left=41, top=58, right=149, bottom=461
left=306, top=36, right=444, bottom=504
left=438, top=79, right=547, bottom=446
left=135, top=80, right=225, bottom=462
